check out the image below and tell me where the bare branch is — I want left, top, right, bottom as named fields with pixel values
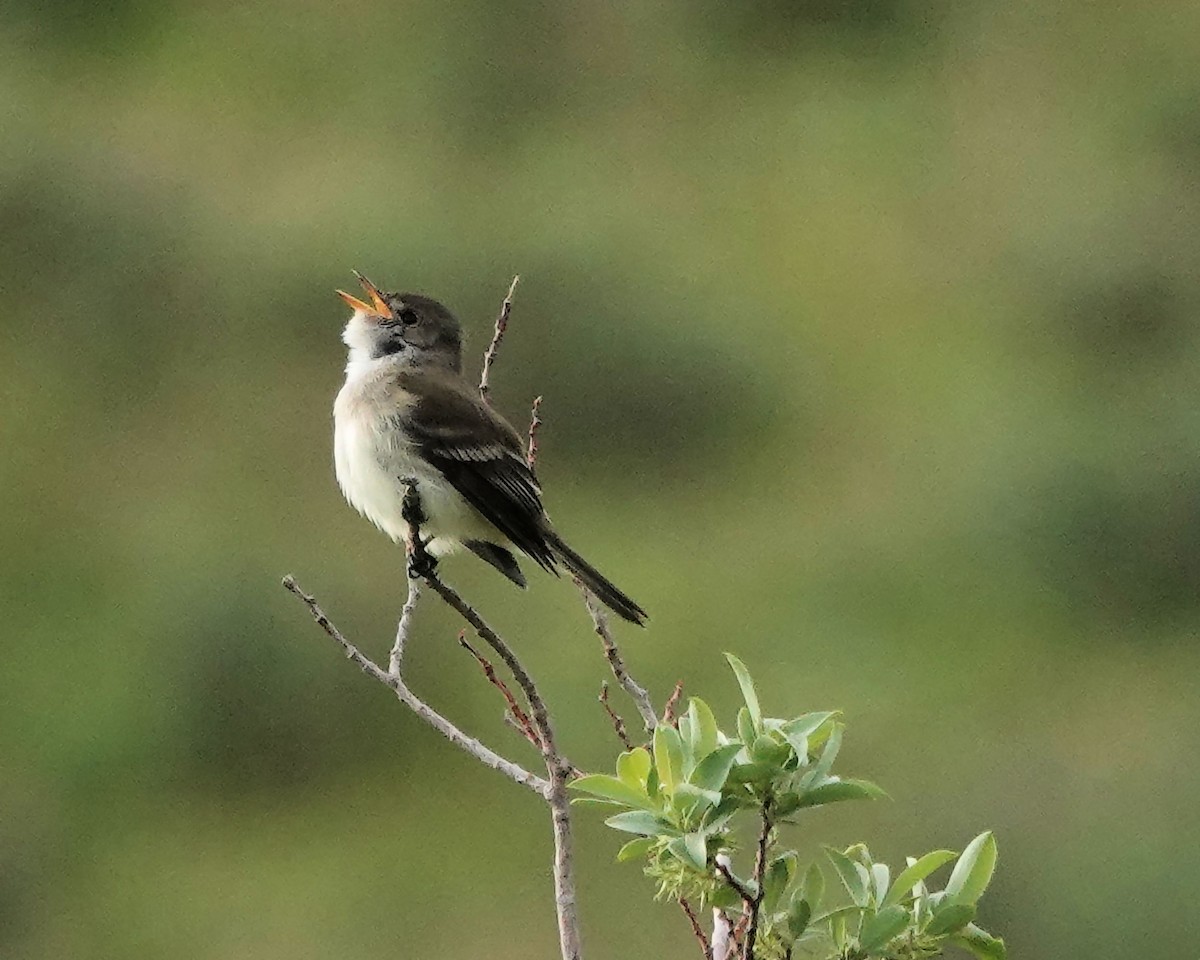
left=527, top=394, right=544, bottom=470
left=715, top=860, right=754, bottom=905
left=680, top=898, right=713, bottom=960
left=459, top=630, right=542, bottom=750
left=598, top=681, right=634, bottom=750
left=662, top=679, right=685, bottom=727
left=577, top=582, right=658, bottom=732
left=741, top=806, right=773, bottom=960
left=388, top=572, right=421, bottom=677
left=479, top=274, right=520, bottom=404
left=281, top=576, right=549, bottom=798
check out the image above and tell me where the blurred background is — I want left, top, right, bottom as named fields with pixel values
left=3, top=1, right=1198, bottom=957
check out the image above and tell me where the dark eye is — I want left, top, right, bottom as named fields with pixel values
left=396, top=306, right=418, bottom=325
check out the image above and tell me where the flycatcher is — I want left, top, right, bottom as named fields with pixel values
left=332, top=273, right=648, bottom=625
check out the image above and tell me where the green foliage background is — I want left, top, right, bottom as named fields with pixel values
left=3, top=2, right=1198, bottom=957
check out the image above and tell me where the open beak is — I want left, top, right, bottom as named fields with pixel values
left=336, top=271, right=392, bottom=317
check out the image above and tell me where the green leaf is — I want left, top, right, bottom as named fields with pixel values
left=687, top=698, right=720, bottom=759
left=616, top=747, right=652, bottom=789
left=951, top=923, right=1007, bottom=960
left=737, top=707, right=757, bottom=748
left=725, top=653, right=762, bottom=729
left=882, top=850, right=957, bottom=908
left=859, top=904, right=910, bottom=953
left=944, top=832, right=998, bottom=906
left=797, top=778, right=886, bottom=809
left=654, top=724, right=685, bottom=793
left=926, top=902, right=976, bottom=936
left=684, top=831, right=709, bottom=870
left=671, top=782, right=722, bottom=821
left=763, top=853, right=798, bottom=913
left=870, top=863, right=890, bottom=905
left=605, top=810, right=676, bottom=836
left=781, top=711, right=838, bottom=758
left=773, top=791, right=802, bottom=818
left=801, top=861, right=825, bottom=911
left=689, top=743, right=743, bottom=793
left=568, top=774, right=653, bottom=809
left=616, top=837, right=656, bottom=862
left=812, top=722, right=843, bottom=778
left=823, top=846, right=869, bottom=907
left=785, top=896, right=812, bottom=941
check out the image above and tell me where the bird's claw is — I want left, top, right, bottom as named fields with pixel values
left=406, top=537, right=437, bottom=579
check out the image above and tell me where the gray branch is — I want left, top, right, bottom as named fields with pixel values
left=388, top=572, right=421, bottom=676
left=577, top=583, right=658, bottom=732
left=282, top=575, right=549, bottom=798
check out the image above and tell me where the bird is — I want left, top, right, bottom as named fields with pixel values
left=332, top=273, right=648, bottom=625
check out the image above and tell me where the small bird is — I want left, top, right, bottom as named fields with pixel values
left=332, top=273, right=648, bottom=625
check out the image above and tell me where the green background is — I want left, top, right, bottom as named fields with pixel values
left=4, top=2, right=1198, bottom=957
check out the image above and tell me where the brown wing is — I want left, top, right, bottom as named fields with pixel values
left=398, top=370, right=557, bottom=572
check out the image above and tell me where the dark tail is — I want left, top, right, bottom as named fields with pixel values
left=545, top=531, right=648, bottom=626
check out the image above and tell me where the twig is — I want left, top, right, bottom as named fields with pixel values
left=680, top=898, right=713, bottom=960
left=281, top=576, right=549, bottom=798
left=479, top=275, right=519, bottom=404
left=598, top=682, right=634, bottom=749
left=662, top=680, right=685, bottom=727
left=459, top=631, right=541, bottom=750
left=389, top=572, right=421, bottom=676
left=741, top=806, right=773, bottom=960
left=577, top=582, right=658, bottom=732
left=715, top=861, right=754, bottom=905
left=713, top=854, right=736, bottom=960
left=527, top=394, right=543, bottom=470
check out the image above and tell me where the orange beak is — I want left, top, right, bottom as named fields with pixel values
left=336, top=271, right=392, bottom=317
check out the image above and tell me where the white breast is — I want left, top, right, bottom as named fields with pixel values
left=332, top=361, right=494, bottom=552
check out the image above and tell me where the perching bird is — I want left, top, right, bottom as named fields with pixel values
left=333, top=273, right=648, bottom=625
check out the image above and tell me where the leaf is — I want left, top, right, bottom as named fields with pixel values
left=951, top=923, right=1007, bottom=960
left=823, top=845, right=869, bottom=907
left=724, top=653, right=762, bottom=729
left=684, top=831, right=709, bottom=870
left=616, top=748, right=652, bottom=789
left=926, top=902, right=976, bottom=936
left=882, top=850, right=957, bottom=908
left=737, top=707, right=757, bottom=748
left=773, top=790, right=803, bottom=818
left=671, top=782, right=722, bottom=821
left=687, top=697, right=720, bottom=759
left=801, top=861, right=825, bottom=911
left=786, top=896, right=812, bottom=941
left=616, top=837, right=656, bottom=862
left=797, top=778, right=886, bottom=809
left=654, top=724, right=685, bottom=793
left=859, top=904, right=910, bottom=953
left=812, top=722, right=843, bottom=778
left=568, top=774, right=653, bottom=809
left=689, top=743, right=743, bottom=793
left=605, top=810, right=676, bottom=837
left=944, top=832, right=998, bottom=906
left=763, top=853, right=798, bottom=913
left=871, top=863, right=890, bottom=905
left=781, top=711, right=838, bottom=758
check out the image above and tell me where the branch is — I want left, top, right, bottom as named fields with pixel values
left=459, top=631, right=541, bottom=750
left=661, top=680, right=685, bottom=727
left=479, top=274, right=519, bottom=404
left=388, top=572, right=421, bottom=676
left=598, top=681, right=633, bottom=749
left=527, top=394, right=544, bottom=470
left=577, top=583, right=658, bottom=732
left=741, top=806, right=773, bottom=960
left=680, top=898, right=713, bottom=960
left=281, top=576, right=549, bottom=798
left=712, top=854, right=736, bottom=960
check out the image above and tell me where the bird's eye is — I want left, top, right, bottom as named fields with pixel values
left=396, top=307, right=418, bottom=325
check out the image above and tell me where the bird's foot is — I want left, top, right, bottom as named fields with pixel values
left=399, top=478, right=428, bottom=528
left=406, top=537, right=438, bottom=580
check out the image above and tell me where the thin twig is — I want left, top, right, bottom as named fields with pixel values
left=577, top=582, right=658, bottom=732
left=479, top=275, right=519, bottom=404
left=598, top=682, right=634, bottom=749
left=741, top=806, right=773, bottom=960
left=282, top=576, right=549, bottom=798
left=527, top=394, right=544, bottom=470
left=459, top=631, right=541, bottom=750
left=680, top=898, right=713, bottom=960
left=389, top=572, right=421, bottom=676
left=715, top=861, right=754, bottom=905
left=662, top=680, right=685, bottom=727
left=713, top=854, right=736, bottom=960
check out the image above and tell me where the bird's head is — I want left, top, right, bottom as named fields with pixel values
left=337, top=273, right=463, bottom=372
